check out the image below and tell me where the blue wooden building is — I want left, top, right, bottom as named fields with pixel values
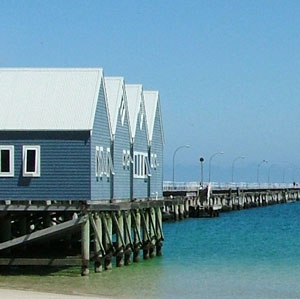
left=125, top=84, right=150, bottom=200
left=0, top=68, right=112, bottom=201
left=144, top=91, right=164, bottom=199
left=104, top=77, right=132, bottom=201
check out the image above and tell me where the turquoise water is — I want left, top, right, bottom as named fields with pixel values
left=1, top=202, right=300, bottom=298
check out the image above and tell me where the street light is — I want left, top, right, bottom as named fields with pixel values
left=257, top=160, right=268, bottom=183
left=231, top=156, right=245, bottom=183
left=199, top=157, right=204, bottom=187
left=208, top=152, right=224, bottom=182
left=172, top=145, right=190, bottom=187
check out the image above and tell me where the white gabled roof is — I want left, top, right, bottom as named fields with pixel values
left=144, top=90, right=164, bottom=145
left=104, top=77, right=125, bottom=136
left=144, top=91, right=159, bottom=143
left=0, top=68, right=104, bottom=131
left=125, top=84, right=144, bottom=140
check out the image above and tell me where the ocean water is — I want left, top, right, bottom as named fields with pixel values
left=1, top=202, right=300, bottom=298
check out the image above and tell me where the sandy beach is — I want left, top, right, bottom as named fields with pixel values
left=0, top=288, right=108, bottom=299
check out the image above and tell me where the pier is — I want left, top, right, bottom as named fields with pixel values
left=163, top=181, right=300, bottom=218
left=0, top=200, right=164, bottom=276
left=0, top=184, right=299, bottom=274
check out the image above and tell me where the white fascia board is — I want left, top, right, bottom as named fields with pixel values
left=101, top=73, right=114, bottom=141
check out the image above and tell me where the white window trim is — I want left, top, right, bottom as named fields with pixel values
left=120, top=98, right=126, bottom=126
left=134, top=151, right=149, bottom=179
left=122, top=149, right=132, bottom=169
left=151, top=153, right=158, bottom=169
left=96, top=146, right=105, bottom=177
left=127, top=149, right=133, bottom=168
left=23, top=145, right=40, bottom=177
left=145, top=155, right=151, bottom=177
left=150, top=153, right=154, bottom=168
left=122, top=149, right=127, bottom=167
left=106, top=148, right=115, bottom=177
left=139, top=113, right=144, bottom=131
left=0, top=145, right=14, bottom=177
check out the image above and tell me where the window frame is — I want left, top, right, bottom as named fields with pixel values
left=133, top=151, right=151, bottom=178
left=139, top=112, right=144, bottom=131
left=119, top=97, right=126, bottom=126
left=151, top=153, right=158, bottom=169
left=0, top=145, right=14, bottom=177
left=23, top=145, right=40, bottom=177
left=95, top=146, right=105, bottom=177
left=106, top=148, right=115, bottom=177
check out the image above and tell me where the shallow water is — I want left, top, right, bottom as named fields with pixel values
left=1, top=202, right=300, bottom=298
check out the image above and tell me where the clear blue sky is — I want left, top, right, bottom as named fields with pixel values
left=1, top=1, right=300, bottom=183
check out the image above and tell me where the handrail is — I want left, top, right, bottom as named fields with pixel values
left=163, top=181, right=297, bottom=192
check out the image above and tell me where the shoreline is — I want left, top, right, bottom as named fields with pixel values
left=0, top=287, right=109, bottom=299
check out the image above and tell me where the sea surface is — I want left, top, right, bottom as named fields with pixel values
left=1, top=202, right=300, bottom=298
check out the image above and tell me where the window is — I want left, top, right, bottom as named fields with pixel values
left=122, top=149, right=127, bottom=167
left=23, top=145, right=40, bottom=177
left=127, top=150, right=133, bottom=168
left=0, top=146, right=14, bottom=177
left=119, top=97, right=126, bottom=126
left=133, top=152, right=151, bottom=178
left=151, top=153, right=158, bottom=169
left=122, top=149, right=132, bottom=169
left=139, top=112, right=144, bottom=130
left=106, top=148, right=115, bottom=177
left=96, top=146, right=105, bottom=177
left=145, top=155, right=151, bottom=177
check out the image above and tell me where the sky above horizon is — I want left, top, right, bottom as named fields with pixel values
left=1, top=1, right=300, bottom=183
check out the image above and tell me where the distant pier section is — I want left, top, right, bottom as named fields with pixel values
left=163, top=181, right=300, bottom=218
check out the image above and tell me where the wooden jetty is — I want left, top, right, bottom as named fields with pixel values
left=163, top=183, right=300, bottom=219
left=0, top=186, right=299, bottom=275
left=0, top=200, right=164, bottom=276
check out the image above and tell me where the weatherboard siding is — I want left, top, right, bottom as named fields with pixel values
left=113, top=111, right=131, bottom=200
left=90, top=81, right=111, bottom=201
left=150, top=107, right=163, bottom=198
left=133, top=110, right=149, bottom=199
left=0, top=131, right=90, bottom=200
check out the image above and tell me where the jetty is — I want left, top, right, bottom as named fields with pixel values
left=0, top=183, right=299, bottom=275
left=163, top=181, right=300, bottom=219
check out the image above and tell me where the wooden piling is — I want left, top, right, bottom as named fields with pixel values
left=155, top=207, right=163, bottom=256
left=124, top=211, right=132, bottom=265
left=115, top=212, right=124, bottom=267
left=94, top=213, right=103, bottom=273
left=184, top=199, right=189, bottom=218
left=142, top=209, right=150, bottom=260
left=179, top=204, right=185, bottom=220
left=103, top=212, right=113, bottom=270
left=174, top=204, right=179, bottom=221
left=132, top=209, right=141, bottom=263
left=81, top=215, right=90, bottom=276
left=149, top=207, right=156, bottom=258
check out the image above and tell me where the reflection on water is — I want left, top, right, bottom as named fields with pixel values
left=1, top=202, right=300, bottom=298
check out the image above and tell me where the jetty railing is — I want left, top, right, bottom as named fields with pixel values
left=163, top=181, right=296, bottom=192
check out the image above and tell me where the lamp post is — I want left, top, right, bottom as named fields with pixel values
left=231, top=156, right=245, bottom=183
left=172, top=145, right=190, bottom=187
left=257, top=160, right=268, bottom=184
left=208, top=152, right=224, bottom=182
left=199, top=157, right=204, bottom=187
